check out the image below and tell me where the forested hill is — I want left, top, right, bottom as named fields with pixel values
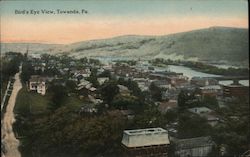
left=1, top=27, right=248, bottom=66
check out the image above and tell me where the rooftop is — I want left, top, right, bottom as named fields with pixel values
left=122, top=128, right=170, bottom=148
left=174, top=136, right=215, bottom=150
left=200, top=85, right=221, bottom=90
left=188, top=107, right=212, bottom=114
left=29, top=75, right=46, bottom=82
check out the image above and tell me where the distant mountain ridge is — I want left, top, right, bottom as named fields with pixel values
left=1, top=26, right=249, bottom=66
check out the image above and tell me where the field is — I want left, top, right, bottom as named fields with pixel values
left=14, top=87, right=84, bottom=115
left=14, top=88, right=50, bottom=114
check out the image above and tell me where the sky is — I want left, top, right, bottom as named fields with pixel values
left=0, top=0, right=248, bottom=44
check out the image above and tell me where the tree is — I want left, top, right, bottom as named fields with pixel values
left=66, top=80, right=77, bottom=93
left=177, top=90, right=196, bottom=109
left=117, top=78, right=143, bottom=98
left=100, top=81, right=119, bottom=104
left=149, top=82, right=162, bottom=101
left=132, top=106, right=165, bottom=129
left=164, top=109, right=178, bottom=123
left=86, top=68, right=99, bottom=87
left=21, top=107, right=127, bottom=157
left=201, top=95, right=218, bottom=109
left=111, top=95, right=145, bottom=113
left=212, top=99, right=249, bottom=156
left=48, top=85, right=67, bottom=111
left=21, top=61, right=34, bottom=83
left=177, top=112, right=212, bottom=138
left=2, top=52, right=23, bottom=80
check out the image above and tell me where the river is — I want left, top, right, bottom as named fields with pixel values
left=154, top=65, right=249, bottom=86
left=98, top=57, right=249, bottom=86
left=1, top=66, right=22, bottom=157
left=154, top=65, right=221, bottom=79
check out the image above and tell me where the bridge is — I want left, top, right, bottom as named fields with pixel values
left=211, top=76, right=249, bottom=81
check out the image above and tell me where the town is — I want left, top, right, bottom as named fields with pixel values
left=1, top=51, right=249, bottom=157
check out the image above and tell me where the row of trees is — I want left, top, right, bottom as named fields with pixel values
left=1, top=52, right=23, bottom=100
left=1, top=52, right=23, bottom=81
left=17, top=106, right=127, bottom=157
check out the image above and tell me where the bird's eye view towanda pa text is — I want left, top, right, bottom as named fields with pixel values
left=0, top=0, right=249, bottom=157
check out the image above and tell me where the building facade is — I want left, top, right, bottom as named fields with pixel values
left=174, top=136, right=215, bottom=157
left=29, top=75, right=46, bottom=95
left=122, top=128, right=170, bottom=157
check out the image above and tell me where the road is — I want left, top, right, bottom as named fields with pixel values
left=1, top=66, right=22, bottom=157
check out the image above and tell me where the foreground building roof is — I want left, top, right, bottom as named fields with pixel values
left=122, top=128, right=170, bottom=148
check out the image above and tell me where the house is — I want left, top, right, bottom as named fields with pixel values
left=76, top=79, right=92, bottom=90
left=158, top=100, right=177, bottom=114
left=33, top=63, right=46, bottom=72
left=76, top=79, right=97, bottom=97
left=149, top=73, right=168, bottom=80
left=153, top=80, right=172, bottom=89
left=73, top=69, right=91, bottom=80
left=191, top=77, right=218, bottom=87
left=113, top=65, right=137, bottom=78
left=188, top=107, right=220, bottom=126
left=122, top=128, right=170, bottom=157
left=133, top=78, right=150, bottom=91
left=166, top=75, right=189, bottom=87
left=162, top=88, right=181, bottom=100
left=173, top=136, right=215, bottom=157
left=79, top=103, right=97, bottom=115
left=118, top=85, right=131, bottom=96
left=120, top=109, right=135, bottom=120
left=97, top=77, right=109, bottom=85
left=199, top=85, right=222, bottom=98
left=221, top=80, right=249, bottom=98
left=29, top=75, right=46, bottom=95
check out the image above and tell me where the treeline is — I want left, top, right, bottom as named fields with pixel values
left=184, top=61, right=249, bottom=76
left=0, top=52, right=23, bottom=100
left=0, top=52, right=23, bottom=81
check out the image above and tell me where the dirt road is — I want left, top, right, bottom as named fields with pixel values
left=1, top=67, right=22, bottom=157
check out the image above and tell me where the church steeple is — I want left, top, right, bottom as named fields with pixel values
left=25, top=44, right=29, bottom=58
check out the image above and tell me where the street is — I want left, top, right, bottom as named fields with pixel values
left=1, top=66, right=22, bottom=157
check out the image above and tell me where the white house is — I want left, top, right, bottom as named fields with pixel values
left=97, top=77, right=109, bottom=85
left=29, top=75, right=46, bottom=95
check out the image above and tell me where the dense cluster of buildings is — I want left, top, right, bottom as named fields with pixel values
left=25, top=55, right=249, bottom=157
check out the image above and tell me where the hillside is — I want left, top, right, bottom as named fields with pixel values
left=1, top=43, right=61, bottom=55
left=1, top=27, right=248, bottom=66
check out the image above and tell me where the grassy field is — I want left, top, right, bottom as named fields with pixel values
left=14, top=87, right=84, bottom=115
left=15, top=88, right=51, bottom=114
left=63, top=95, right=84, bottom=111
